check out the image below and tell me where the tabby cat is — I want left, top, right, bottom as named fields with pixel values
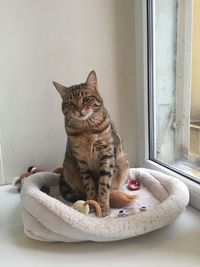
left=53, top=71, right=129, bottom=217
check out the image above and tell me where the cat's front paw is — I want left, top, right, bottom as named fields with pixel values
left=101, top=205, right=110, bottom=217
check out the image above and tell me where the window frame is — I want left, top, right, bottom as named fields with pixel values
left=134, top=0, right=200, bottom=211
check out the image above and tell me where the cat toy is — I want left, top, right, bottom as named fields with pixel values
left=109, top=189, right=137, bottom=208
left=72, top=197, right=147, bottom=218
left=72, top=200, right=102, bottom=217
left=72, top=191, right=137, bottom=218
left=117, top=205, right=147, bottom=217
left=15, top=166, right=63, bottom=192
left=127, top=179, right=141, bottom=191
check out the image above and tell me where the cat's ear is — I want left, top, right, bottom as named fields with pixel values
left=53, top=81, right=67, bottom=98
left=86, top=70, right=98, bottom=89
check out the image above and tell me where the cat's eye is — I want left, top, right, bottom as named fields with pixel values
left=65, top=101, right=74, bottom=106
left=83, top=96, right=91, bottom=102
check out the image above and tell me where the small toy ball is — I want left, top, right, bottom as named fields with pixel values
left=72, top=200, right=90, bottom=215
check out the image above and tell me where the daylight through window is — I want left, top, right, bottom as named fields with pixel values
left=148, top=0, right=200, bottom=183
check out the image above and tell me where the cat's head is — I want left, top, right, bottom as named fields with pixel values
left=53, top=71, right=103, bottom=121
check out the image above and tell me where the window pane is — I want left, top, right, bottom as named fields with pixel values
left=148, top=0, right=200, bottom=182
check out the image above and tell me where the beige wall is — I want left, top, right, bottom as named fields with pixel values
left=0, top=0, right=136, bottom=183
left=191, top=0, right=200, bottom=119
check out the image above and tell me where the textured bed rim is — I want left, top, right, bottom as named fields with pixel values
left=20, top=168, right=189, bottom=242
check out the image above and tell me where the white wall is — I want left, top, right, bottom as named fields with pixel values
left=0, top=0, right=136, bottom=183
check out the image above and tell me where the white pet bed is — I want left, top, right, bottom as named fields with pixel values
left=20, top=168, right=189, bottom=242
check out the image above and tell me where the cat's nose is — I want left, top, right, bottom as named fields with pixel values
left=75, top=106, right=83, bottom=114
left=79, top=109, right=87, bottom=116
left=75, top=109, right=83, bottom=116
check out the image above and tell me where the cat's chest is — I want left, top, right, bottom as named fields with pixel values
left=69, top=134, right=111, bottom=163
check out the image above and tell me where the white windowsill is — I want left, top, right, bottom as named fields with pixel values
left=1, top=184, right=200, bottom=267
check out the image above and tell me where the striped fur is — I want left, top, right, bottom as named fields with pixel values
left=53, top=71, right=128, bottom=216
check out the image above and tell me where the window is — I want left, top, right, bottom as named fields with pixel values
left=135, top=0, right=200, bottom=211
left=148, top=0, right=200, bottom=182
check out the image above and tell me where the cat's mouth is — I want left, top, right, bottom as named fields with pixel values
left=72, top=111, right=93, bottom=121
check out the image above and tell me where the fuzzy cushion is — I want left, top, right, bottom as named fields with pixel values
left=20, top=168, right=189, bottom=242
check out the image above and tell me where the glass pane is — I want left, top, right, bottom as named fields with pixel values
left=149, top=0, right=200, bottom=182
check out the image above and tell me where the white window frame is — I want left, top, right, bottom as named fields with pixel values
left=134, top=0, right=200, bottom=211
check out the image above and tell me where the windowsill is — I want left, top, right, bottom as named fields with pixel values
left=171, top=159, right=200, bottom=181
left=1, top=184, right=200, bottom=267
